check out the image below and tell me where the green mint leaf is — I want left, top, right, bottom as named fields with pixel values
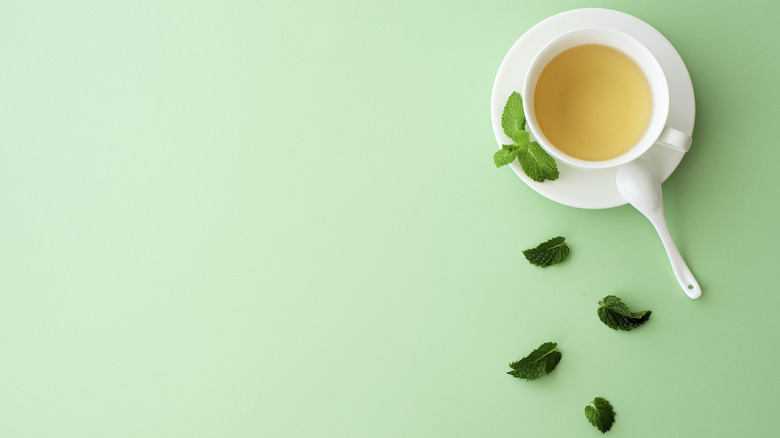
left=493, top=144, right=520, bottom=167
left=501, top=91, right=526, bottom=142
left=516, top=138, right=559, bottom=182
left=597, top=295, right=651, bottom=331
left=522, top=236, right=569, bottom=267
left=585, top=397, right=615, bottom=433
left=494, top=92, right=559, bottom=182
left=507, top=341, right=561, bottom=380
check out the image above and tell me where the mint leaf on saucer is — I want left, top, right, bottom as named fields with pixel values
left=493, top=92, right=558, bottom=182
left=517, top=139, right=559, bottom=182
left=501, top=91, right=526, bottom=142
left=493, top=144, right=520, bottom=167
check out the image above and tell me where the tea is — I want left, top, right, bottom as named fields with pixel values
left=533, top=44, right=652, bottom=161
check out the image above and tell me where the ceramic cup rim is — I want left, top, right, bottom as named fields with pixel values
left=521, top=26, right=671, bottom=170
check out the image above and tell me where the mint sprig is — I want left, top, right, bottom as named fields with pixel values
left=493, top=92, right=559, bottom=182
left=507, top=341, right=561, bottom=380
left=585, top=397, right=615, bottom=433
left=597, top=295, right=651, bottom=331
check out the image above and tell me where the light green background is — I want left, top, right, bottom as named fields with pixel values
left=2, top=0, right=779, bottom=436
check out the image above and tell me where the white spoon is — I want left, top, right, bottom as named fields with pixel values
left=616, top=159, right=701, bottom=299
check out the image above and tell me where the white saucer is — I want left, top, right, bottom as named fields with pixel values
left=490, top=8, right=695, bottom=209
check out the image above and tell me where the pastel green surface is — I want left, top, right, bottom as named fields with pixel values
left=1, top=0, right=779, bottom=436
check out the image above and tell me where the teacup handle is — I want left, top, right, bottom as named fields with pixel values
left=656, top=125, right=692, bottom=153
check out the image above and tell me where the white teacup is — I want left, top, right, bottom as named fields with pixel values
left=522, top=27, right=691, bottom=170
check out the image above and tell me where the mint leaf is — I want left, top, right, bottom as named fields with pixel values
left=597, top=295, right=651, bottom=331
left=494, top=92, right=559, bottom=182
left=585, top=397, right=615, bottom=433
left=493, top=144, right=520, bottom=167
left=516, top=139, right=559, bottom=182
left=501, top=92, right=526, bottom=142
left=507, top=341, right=561, bottom=380
left=523, top=236, right=568, bottom=267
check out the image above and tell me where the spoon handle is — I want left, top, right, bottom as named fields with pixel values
left=650, top=216, right=701, bottom=299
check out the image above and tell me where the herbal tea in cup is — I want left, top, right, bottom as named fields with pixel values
left=522, top=27, right=691, bottom=169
